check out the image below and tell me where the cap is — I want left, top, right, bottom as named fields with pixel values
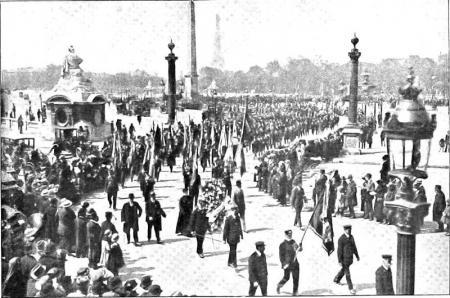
left=382, top=254, right=392, bottom=260
left=140, top=275, right=153, bottom=289
left=284, top=229, right=293, bottom=235
left=105, top=211, right=113, bottom=217
left=124, top=279, right=138, bottom=291
left=129, top=193, right=135, bottom=199
left=108, top=276, right=123, bottom=290
left=255, top=241, right=265, bottom=247
left=77, top=267, right=90, bottom=276
left=343, top=224, right=352, bottom=230
left=149, top=284, right=163, bottom=295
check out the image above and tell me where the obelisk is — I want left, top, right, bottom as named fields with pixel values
left=184, top=0, right=199, bottom=101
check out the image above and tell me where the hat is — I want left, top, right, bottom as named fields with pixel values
left=77, top=267, right=90, bottom=276
left=343, top=224, right=352, bottom=230
left=108, top=276, right=123, bottom=290
left=140, top=275, right=153, bottom=289
left=111, top=233, right=120, bottom=242
left=129, top=193, right=135, bottom=199
left=82, top=201, right=90, bottom=208
left=255, top=241, right=265, bottom=247
left=382, top=254, right=392, bottom=260
left=414, top=179, right=422, bottom=186
left=284, top=229, right=293, bottom=235
left=149, top=284, right=163, bottom=295
left=347, top=174, right=353, bottom=179
left=124, top=279, right=138, bottom=291
left=105, top=211, right=113, bottom=217
left=59, top=198, right=72, bottom=208
left=382, top=154, right=389, bottom=161
left=30, top=264, right=47, bottom=280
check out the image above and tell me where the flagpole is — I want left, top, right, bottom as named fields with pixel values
left=299, top=196, right=323, bottom=245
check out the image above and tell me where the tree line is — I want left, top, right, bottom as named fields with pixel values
left=1, top=54, right=447, bottom=98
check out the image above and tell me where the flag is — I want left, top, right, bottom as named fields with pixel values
left=309, top=181, right=334, bottom=255
left=218, top=125, right=227, bottom=158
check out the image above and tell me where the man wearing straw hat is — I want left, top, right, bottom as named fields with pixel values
left=56, top=198, right=76, bottom=252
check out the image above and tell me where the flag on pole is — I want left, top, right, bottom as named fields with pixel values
left=309, top=181, right=334, bottom=255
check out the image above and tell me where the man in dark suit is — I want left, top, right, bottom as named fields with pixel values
left=312, top=169, right=327, bottom=206
left=223, top=207, right=243, bottom=268
left=334, top=225, right=359, bottom=295
left=189, top=198, right=211, bottom=258
left=248, top=241, right=268, bottom=296
left=86, top=209, right=101, bottom=268
left=276, top=230, right=301, bottom=295
left=232, top=180, right=246, bottom=232
left=375, top=254, right=394, bottom=295
left=145, top=192, right=166, bottom=244
left=121, top=193, right=142, bottom=245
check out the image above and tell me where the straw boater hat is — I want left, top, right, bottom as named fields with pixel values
left=59, top=198, right=72, bottom=208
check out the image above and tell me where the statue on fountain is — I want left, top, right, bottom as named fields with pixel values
left=52, top=45, right=95, bottom=93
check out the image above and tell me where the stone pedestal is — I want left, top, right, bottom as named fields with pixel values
left=341, top=126, right=362, bottom=154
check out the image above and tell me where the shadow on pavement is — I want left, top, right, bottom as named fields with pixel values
left=300, top=288, right=334, bottom=295
left=203, top=250, right=230, bottom=258
left=246, top=227, right=273, bottom=233
left=355, top=282, right=375, bottom=291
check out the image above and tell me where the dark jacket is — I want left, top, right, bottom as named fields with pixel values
left=189, top=208, right=210, bottom=235
left=100, top=220, right=118, bottom=239
left=290, top=186, right=305, bottom=210
left=56, top=207, right=76, bottom=236
left=337, top=234, right=359, bottom=266
left=121, top=202, right=142, bottom=232
left=279, top=239, right=299, bottom=268
left=433, top=191, right=446, bottom=221
left=375, top=266, right=394, bottom=295
left=232, top=187, right=246, bottom=215
left=248, top=251, right=268, bottom=283
left=176, top=195, right=193, bottom=234
left=145, top=200, right=166, bottom=231
left=223, top=215, right=243, bottom=244
left=43, top=205, right=58, bottom=242
left=87, top=220, right=102, bottom=263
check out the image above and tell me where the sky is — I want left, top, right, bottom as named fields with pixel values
left=1, top=0, right=448, bottom=77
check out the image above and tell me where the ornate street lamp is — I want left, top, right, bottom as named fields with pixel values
left=382, top=67, right=437, bottom=295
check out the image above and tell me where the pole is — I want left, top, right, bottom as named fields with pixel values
left=166, top=40, right=178, bottom=125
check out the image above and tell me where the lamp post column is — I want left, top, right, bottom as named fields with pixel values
left=348, top=35, right=361, bottom=125
left=165, top=40, right=178, bottom=124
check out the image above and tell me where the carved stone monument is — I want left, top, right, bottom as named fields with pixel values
left=45, top=46, right=108, bottom=141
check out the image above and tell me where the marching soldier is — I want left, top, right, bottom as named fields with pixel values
left=334, top=225, right=359, bottom=295
left=248, top=241, right=268, bottom=296
left=276, top=230, right=301, bottom=295
left=375, top=254, right=394, bottom=295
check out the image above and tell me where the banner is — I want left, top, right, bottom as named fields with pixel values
left=309, top=182, right=334, bottom=255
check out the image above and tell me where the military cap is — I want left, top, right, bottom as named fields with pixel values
left=255, top=241, right=265, bottom=247
left=284, top=229, right=293, bottom=235
left=343, top=224, right=352, bottom=230
left=382, top=254, right=392, bottom=260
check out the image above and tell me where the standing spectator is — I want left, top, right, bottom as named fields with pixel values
left=312, top=169, right=327, bottom=206
left=12, top=103, right=16, bottom=118
left=375, top=254, right=394, bottom=295
left=232, top=180, right=247, bottom=232
left=42, top=197, right=58, bottom=243
left=442, top=197, right=450, bottom=236
left=190, top=171, right=202, bottom=206
left=176, top=189, right=194, bottom=236
left=223, top=206, right=243, bottom=268
left=363, top=173, right=375, bottom=220
left=276, top=230, right=300, bottom=296
left=121, top=193, right=142, bottom=245
left=189, top=198, right=211, bottom=258
left=2, top=257, right=27, bottom=298
left=334, top=225, right=359, bottom=295
left=278, top=163, right=288, bottom=206
left=129, top=123, right=135, bottom=140
left=76, top=202, right=90, bottom=258
left=433, top=185, right=446, bottom=232
left=374, top=180, right=387, bottom=223
left=380, top=155, right=390, bottom=183
left=37, top=108, right=41, bottom=122
left=100, top=211, right=118, bottom=240
left=56, top=198, right=76, bottom=252
left=346, top=175, right=357, bottom=218
left=248, top=241, right=268, bottom=296
left=145, top=192, right=166, bottom=244
left=18, top=114, right=24, bottom=133
left=106, top=234, right=124, bottom=276
left=87, top=209, right=101, bottom=269
left=328, top=170, right=341, bottom=218
left=290, top=177, right=305, bottom=228
left=439, top=138, right=445, bottom=152
left=105, top=172, right=119, bottom=210
left=99, top=230, right=112, bottom=267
